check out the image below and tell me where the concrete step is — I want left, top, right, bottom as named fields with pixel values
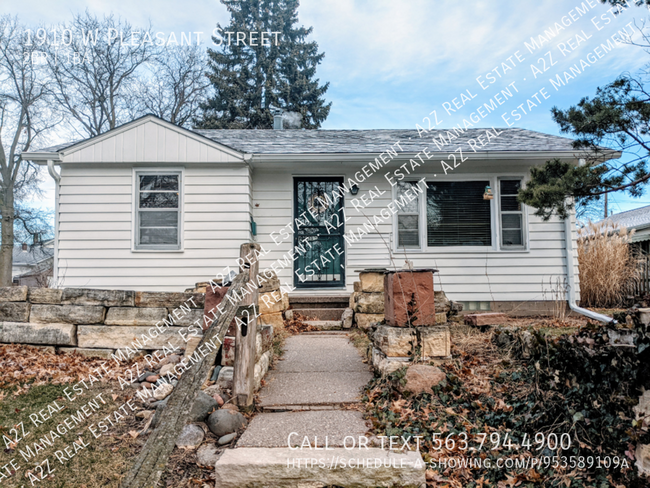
left=303, top=320, right=342, bottom=330
left=293, top=308, right=346, bottom=321
left=213, top=447, right=426, bottom=488
left=237, top=410, right=370, bottom=448
left=289, top=294, right=350, bottom=309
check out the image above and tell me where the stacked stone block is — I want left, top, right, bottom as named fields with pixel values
left=360, top=270, right=452, bottom=375
left=0, top=286, right=204, bottom=358
left=350, top=271, right=385, bottom=329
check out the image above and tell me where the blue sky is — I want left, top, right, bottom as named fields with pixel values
left=12, top=0, right=650, bottom=216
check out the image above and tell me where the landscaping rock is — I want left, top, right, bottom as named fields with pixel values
left=216, top=366, right=234, bottom=389
left=0, top=322, right=76, bottom=345
left=341, top=308, right=353, bottom=329
left=374, top=325, right=416, bottom=357
left=0, top=286, right=28, bottom=302
left=0, top=302, right=30, bottom=322
left=402, top=364, right=446, bottom=395
left=159, top=364, right=175, bottom=376
left=222, top=403, right=239, bottom=412
left=166, top=308, right=203, bottom=327
left=203, top=384, right=222, bottom=398
left=359, top=271, right=384, bottom=293
left=176, top=424, right=205, bottom=449
left=259, top=291, right=289, bottom=314
left=418, top=326, right=451, bottom=358
left=258, top=273, right=280, bottom=293
left=258, top=312, right=283, bottom=329
left=28, top=288, right=63, bottom=304
left=158, top=353, right=181, bottom=366
left=30, top=304, right=104, bottom=324
left=77, top=325, right=189, bottom=350
left=353, top=292, right=384, bottom=314
left=283, top=310, right=293, bottom=321
left=153, top=383, right=174, bottom=401
left=435, top=312, right=447, bottom=324
left=434, top=290, right=451, bottom=314
left=465, top=313, right=508, bottom=326
left=196, top=442, right=220, bottom=466
left=135, top=410, right=153, bottom=420
left=207, top=409, right=247, bottom=437
left=135, top=291, right=204, bottom=309
left=218, top=433, right=237, bottom=445
left=145, top=375, right=160, bottom=383
left=105, top=307, right=167, bottom=326
left=371, top=347, right=410, bottom=376
left=353, top=281, right=361, bottom=292
left=354, top=313, right=384, bottom=329
left=192, top=391, right=218, bottom=422
left=214, top=394, right=225, bottom=407
left=138, top=371, right=155, bottom=382
left=260, top=324, right=273, bottom=353
left=61, top=288, right=135, bottom=307
left=58, top=347, right=114, bottom=359
left=254, top=350, right=272, bottom=390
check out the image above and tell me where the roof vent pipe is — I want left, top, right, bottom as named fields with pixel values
left=271, top=107, right=284, bottom=130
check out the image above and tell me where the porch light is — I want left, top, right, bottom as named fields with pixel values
left=483, top=185, right=494, bottom=200
left=350, top=182, right=360, bottom=195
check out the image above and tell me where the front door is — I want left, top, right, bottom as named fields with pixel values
left=293, top=177, right=345, bottom=288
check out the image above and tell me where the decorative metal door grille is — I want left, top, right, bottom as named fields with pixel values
left=293, top=177, right=345, bottom=288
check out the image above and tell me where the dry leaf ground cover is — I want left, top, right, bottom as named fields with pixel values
left=0, top=346, right=218, bottom=488
left=363, top=319, right=650, bottom=488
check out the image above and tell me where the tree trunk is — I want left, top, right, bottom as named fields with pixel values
left=120, top=269, right=250, bottom=488
left=0, top=186, right=15, bottom=286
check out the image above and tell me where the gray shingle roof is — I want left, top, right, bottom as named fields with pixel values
left=606, top=205, right=650, bottom=230
left=192, top=127, right=578, bottom=154
left=13, top=244, right=53, bottom=267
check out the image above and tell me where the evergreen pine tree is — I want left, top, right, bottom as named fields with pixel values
left=195, top=0, right=330, bottom=129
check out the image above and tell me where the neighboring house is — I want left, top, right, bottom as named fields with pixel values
left=12, top=239, right=54, bottom=286
left=21, top=115, right=619, bottom=312
left=606, top=205, right=650, bottom=255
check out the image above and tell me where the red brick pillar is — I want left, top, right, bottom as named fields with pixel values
left=384, top=269, right=437, bottom=327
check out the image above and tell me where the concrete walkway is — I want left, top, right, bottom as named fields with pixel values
left=215, top=331, right=426, bottom=487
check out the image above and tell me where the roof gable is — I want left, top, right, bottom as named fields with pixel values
left=60, top=115, right=244, bottom=164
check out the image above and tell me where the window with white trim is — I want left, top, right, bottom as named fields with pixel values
left=499, top=179, right=524, bottom=248
left=426, top=180, right=492, bottom=247
left=396, top=181, right=421, bottom=249
left=135, top=172, right=182, bottom=250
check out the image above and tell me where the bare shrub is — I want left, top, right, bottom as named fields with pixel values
left=577, top=221, right=640, bottom=307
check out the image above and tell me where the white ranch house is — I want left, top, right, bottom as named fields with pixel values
left=23, top=115, right=617, bottom=312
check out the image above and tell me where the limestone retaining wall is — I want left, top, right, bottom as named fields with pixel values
left=0, top=286, right=206, bottom=357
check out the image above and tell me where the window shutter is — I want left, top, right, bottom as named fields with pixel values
left=426, top=181, right=492, bottom=246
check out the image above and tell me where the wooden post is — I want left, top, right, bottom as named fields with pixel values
left=233, top=242, right=261, bottom=406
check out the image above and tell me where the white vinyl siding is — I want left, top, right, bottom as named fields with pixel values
left=252, top=165, right=578, bottom=303
left=56, top=164, right=251, bottom=291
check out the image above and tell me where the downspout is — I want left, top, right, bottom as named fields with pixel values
left=47, top=160, right=61, bottom=285
left=564, top=159, right=616, bottom=324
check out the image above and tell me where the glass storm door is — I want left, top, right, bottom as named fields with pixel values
left=293, top=177, right=345, bottom=288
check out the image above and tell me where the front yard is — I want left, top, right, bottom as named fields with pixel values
left=362, top=315, right=650, bottom=488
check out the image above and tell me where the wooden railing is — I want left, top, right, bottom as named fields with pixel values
left=121, top=243, right=260, bottom=488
